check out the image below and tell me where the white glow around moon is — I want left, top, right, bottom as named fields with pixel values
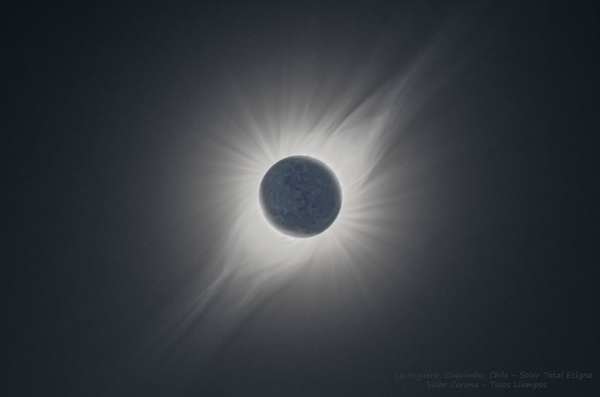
left=140, top=21, right=466, bottom=379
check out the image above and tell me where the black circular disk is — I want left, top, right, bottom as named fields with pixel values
left=259, top=156, right=342, bottom=238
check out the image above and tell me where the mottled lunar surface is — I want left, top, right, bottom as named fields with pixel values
left=259, top=156, right=342, bottom=238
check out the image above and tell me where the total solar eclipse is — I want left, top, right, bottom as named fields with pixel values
left=259, top=155, right=342, bottom=238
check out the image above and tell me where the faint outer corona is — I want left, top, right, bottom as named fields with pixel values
left=259, top=155, right=342, bottom=238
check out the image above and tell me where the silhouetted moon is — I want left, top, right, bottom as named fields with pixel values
left=259, top=155, right=342, bottom=238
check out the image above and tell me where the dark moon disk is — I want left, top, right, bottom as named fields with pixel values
left=259, top=155, right=342, bottom=238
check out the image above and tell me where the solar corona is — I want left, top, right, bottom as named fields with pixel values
left=150, top=22, right=456, bottom=376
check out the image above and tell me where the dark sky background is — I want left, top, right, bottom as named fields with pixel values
left=5, top=1, right=599, bottom=396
